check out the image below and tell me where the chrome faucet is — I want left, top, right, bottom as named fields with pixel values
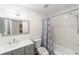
left=13, top=38, right=16, bottom=44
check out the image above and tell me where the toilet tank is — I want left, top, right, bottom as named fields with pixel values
left=32, top=39, right=41, bottom=48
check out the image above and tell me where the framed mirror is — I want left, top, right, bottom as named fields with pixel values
left=0, top=17, right=30, bottom=36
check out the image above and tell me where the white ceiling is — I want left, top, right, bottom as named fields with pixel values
left=20, top=4, right=78, bottom=15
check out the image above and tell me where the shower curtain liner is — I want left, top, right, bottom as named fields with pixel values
left=41, top=17, right=55, bottom=55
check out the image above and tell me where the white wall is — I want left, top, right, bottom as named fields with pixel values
left=0, top=5, right=45, bottom=45
left=51, top=7, right=79, bottom=53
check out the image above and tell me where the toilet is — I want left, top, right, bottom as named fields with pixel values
left=31, top=39, right=49, bottom=55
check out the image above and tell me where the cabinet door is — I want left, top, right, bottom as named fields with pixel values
left=1, top=51, right=11, bottom=55
left=11, top=47, right=24, bottom=55
left=24, top=44, right=34, bottom=55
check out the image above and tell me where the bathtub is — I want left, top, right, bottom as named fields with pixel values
left=54, top=44, right=76, bottom=55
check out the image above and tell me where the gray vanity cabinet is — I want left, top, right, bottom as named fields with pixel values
left=11, top=47, right=24, bottom=55
left=1, top=44, right=34, bottom=55
left=1, top=47, right=24, bottom=55
left=24, top=44, right=34, bottom=55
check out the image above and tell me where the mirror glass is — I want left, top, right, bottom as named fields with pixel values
left=0, top=17, right=29, bottom=36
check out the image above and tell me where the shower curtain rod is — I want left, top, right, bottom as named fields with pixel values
left=49, top=8, right=79, bottom=18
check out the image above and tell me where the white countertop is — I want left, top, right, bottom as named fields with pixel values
left=0, top=39, right=33, bottom=54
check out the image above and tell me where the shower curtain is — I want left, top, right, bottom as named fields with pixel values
left=41, top=17, right=55, bottom=55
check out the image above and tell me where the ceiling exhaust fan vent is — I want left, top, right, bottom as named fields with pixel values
left=44, top=4, right=48, bottom=8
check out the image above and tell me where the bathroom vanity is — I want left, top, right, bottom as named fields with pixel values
left=0, top=39, right=34, bottom=55
left=0, top=16, right=35, bottom=55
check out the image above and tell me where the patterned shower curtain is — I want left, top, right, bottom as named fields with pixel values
left=41, top=17, right=55, bottom=55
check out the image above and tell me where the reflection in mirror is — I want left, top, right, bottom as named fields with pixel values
left=12, top=20, right=22, bottom=34
left=0, top=17, right=29, bottom=36
left=0, top=18, right=5, bottom=35
left=4, top=19, right=12, bottom=35
left=11, top=20, right=29, bottom=35
left=22, top=21, right=29, bottom=34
